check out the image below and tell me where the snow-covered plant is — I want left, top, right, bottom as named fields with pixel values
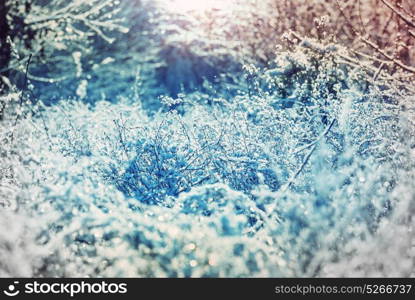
left=0, top=0, right=127, bottom=104
left=1, top=0, right=414, bottom=279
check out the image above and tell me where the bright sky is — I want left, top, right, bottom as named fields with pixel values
left=162, top=0, right=234, bottom=13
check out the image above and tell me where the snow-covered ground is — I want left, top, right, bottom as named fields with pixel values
left=0, top=0, right=414, bottom=277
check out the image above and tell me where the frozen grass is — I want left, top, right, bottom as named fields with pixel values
left=1, top=46, right=414, bottom=277
left=1, top=0, right=414, bottom=278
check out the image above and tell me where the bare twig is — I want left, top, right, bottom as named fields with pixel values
left=380, top=0, right=415, bottom=28
left=358, top=0, right=367, bottom=35
left=335, top=0, right=415, bottom=74
left=359, top=36, right=415, bottom=74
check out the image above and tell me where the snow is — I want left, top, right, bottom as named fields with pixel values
left=0, top=0, right=414, bottom=278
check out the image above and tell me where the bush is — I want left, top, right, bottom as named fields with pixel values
left=1, top=0, right=414, bottom=278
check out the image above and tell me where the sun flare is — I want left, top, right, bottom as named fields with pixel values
left=162, top=0, right=233, bottom=13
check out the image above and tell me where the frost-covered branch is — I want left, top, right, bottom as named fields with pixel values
left=6, top=0, right=128, bottom=83
left=284, top=118, right=336, bottom=192
left=359, top=36, right=415, bottom=74
left=380, top=0, right=415, bottom=28
left=334, top=0, right=415, bottom=75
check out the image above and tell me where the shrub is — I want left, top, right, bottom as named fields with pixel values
left=1, top=0, right=414, bottom=278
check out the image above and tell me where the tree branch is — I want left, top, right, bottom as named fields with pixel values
left=284, top=118, right=336, bottom=192
left=380, top=0, right=415, bottom=28
left=359, top=36, right=415, bottom=74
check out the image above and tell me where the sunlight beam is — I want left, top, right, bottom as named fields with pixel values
left=161, top=0, right=233, bottom=13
